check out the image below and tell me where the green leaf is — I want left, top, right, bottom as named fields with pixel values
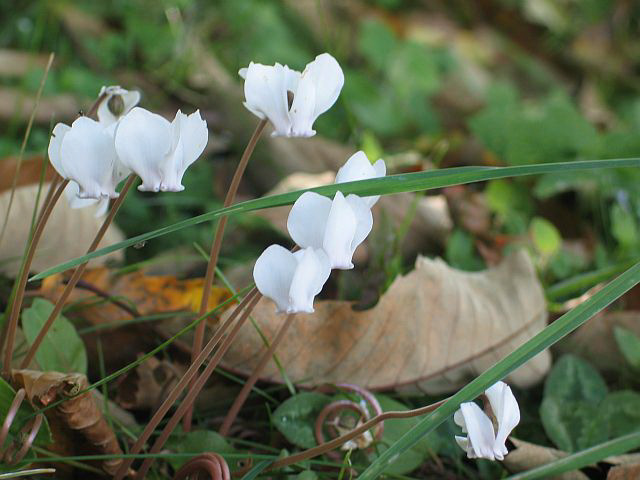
left=21, top=298, right=87, bottom=374
left=272, top=392, right=331, bottom=449
left=358, top=19, right=397, bottom=71
left=374, top=395, right=444, bottom=475
left=30, top=158, right=640, bottom=281
left=598, top=391, right=640, bottom=439
left=358, top=261, right=640, bottom=479
left=540, top=354, right=608, bottom=451
left=165, top=430, right=235, bottom=470
left=445, top=229, right=485, bottom=271
left=614, top=326, right=640, bottom=369
left=611, top=204, right=638, bottom=249
left=530, top=217, right=562, bottom=256
left=0, top=377, right=52, bottom=448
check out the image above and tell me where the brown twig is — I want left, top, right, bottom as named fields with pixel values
left=112, top=289, right=260, bottom=480
left=314, top=384, right=384, bottom=461
left=20, top=174, right=137, bottom=369
left=134, top=292, right=263, bottom=479
left=0, top=388, right=44, bottom=465
left=1, top=178, right=69, bottom=377
left=266, top=398, right=448, bottom=471
left=172, top=453, right=230, bottom=480
left=185, top=118, right=267, bottom=431
left=219, top=312, right=295, bottom=436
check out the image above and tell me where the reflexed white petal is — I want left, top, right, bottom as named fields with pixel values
left=161, top=109, right=208, bottom=191
left=287, top=192, right=332, bottom=250
left=242, top=62, right=292, bottom=136
left=345, top=194, right=373, bottom=254
left=59, top=117, right=118, bottom=199
left=288, top=248, right=331, bottom=313
left=289, top=53, right=343, bottom=137
left=485, top=381, right=520, bottom=457
left=453, top=409, right=467, bottom=432
left=459, top=402, right=496, bottom=461
left=64, top=182, right=109, bottom=217
left=335, top=151, right=386, bottom=207
left=322, top=191, right=357, bottom=269
left=253, top=245, right=298, bottom=313
left=115, top=107, right=172, bottom=192
left=455, top=435, right=474, bottom=457
left=97, top=85, right=140, bottom=126
left=48, top=123, right=71, bottom=178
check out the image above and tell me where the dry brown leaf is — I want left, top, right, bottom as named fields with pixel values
left=0, top=155, right=57, bottom=192
left=608, top=463, right=640, bottom=480
left=115, top=355, right=185, bottom=411
left=0, top=87, right=83, bottom=124
left=39, top=267, right=233, bottom=326
left=221, top=250, right=550, bottom=392
left=0, top=183, right=124, bottom=276
left=503, top=438, right=589, bottom=480
left=554, top=311, right=640, bottom=374
left=0, top=49, right=50, bottom=77
left=12, top=369, right=125, bottom=476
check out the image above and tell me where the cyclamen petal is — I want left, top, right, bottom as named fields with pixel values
left=335, top=151, right=386, bottom=207
left=50, top=117, right=119, bottom=199
left=289, top=53, right=344, bottom=137
left=97, top=85, right=141, bottom=126
left=253, top=245, right=330, bottom=314
left=287, top=191, right=371, bottom=270
left=115, top=107, right=207, bottom=192
left=485, top=381, right=520, bottom=457
left=454, top=381, right=520, bottom=461
left=239, top=53, right=343, bottom=138
left=64, top=182, right=110, bottom=217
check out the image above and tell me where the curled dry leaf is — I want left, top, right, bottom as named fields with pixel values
left=607, top=462, right=640, bottom=480
left=504, top=438, right=589, bottom=480
left=221, top=250, right=550, bottom=393
left=11, top=369, right=125, bottom=476
left=0, top=183, right=124, bottom=277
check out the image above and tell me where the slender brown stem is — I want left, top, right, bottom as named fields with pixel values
left=1, top=179, right=69, bottom=377
left=35, top=175, right=61, bottom=227
left=134, top=293, right=263, bottom=479
left=219, top=313, right=295, bottom=436
left=20, top=175, right=136, bottom=369
left=112, top=289, right=260, bottom=480
left=185, top=118, right=267, bottom=431
left=267, top=398, right=448, bottom=471
left=85, top=91, right=108, bottom=119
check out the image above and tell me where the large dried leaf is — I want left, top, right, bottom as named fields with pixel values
left=12, top=370, right=125, bottom=476
left=0, top=183, right=124, bottom=277
left=221, top=250, right=550, bottom=393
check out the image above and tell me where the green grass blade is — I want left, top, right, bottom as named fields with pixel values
left=507, top=430, right=640, bottom=479
left=358, top=261, right=640, bottom=479
left=29, top=157, right=640, bottom=281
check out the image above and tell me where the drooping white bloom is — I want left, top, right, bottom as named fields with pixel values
left=454, top=381, right=520, bottom=461
left=287, top=191, right=372, bottom=270
left=97, top=85, right=141, bottom=126
left=114, top=107, right=208, bottom=192
left=239, top=53, right=344, bottom=137
left=335, top=151, right=386, bottom=207
left=253, top=245, right=331, bottom=313
left=48, top=117, right=120, bottom=199
left=64, top=182, right=110, bottom=217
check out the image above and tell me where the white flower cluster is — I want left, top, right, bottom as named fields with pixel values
left=253, top=150, right=385, bottom=314
left=48, top=85, right=208, bottom=215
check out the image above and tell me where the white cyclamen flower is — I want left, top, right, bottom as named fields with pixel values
left=253, top=245, right=331, bottom=314
left=115, top=107, right=208, bottom=192
left=97, top=85, right=141, bottom=126
left=48, top=117, right=120, bottom=199
left=454, top=381, right=520, bottom=461
left=287, top=191, right=373, bottom=270
left=335, top=151, right=386, bottom=208
left=239, top=53, right=344, bottom=137
left=64, top=182, right=110, bottom=217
